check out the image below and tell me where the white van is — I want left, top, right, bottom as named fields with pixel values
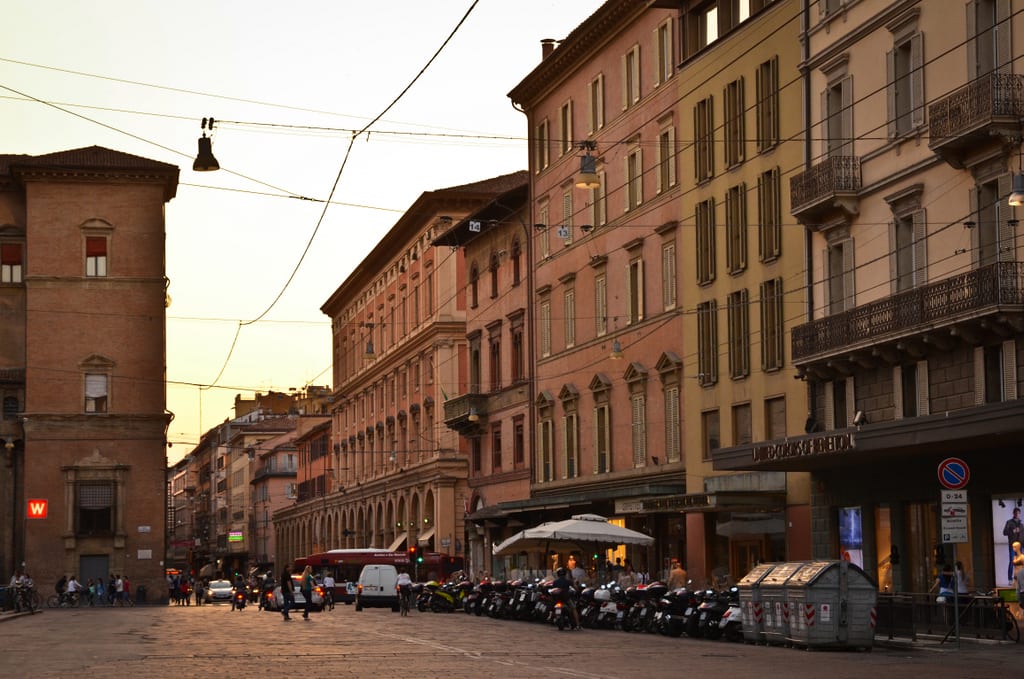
left=355, top=563, right=399, bottom=612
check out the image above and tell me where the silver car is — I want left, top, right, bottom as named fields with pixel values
left=269, top=575, right=324, bottom=612
left=204, top=579, right=234, bottom=604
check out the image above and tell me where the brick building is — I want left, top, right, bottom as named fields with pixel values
left=0, top=146, right=178, bottom=598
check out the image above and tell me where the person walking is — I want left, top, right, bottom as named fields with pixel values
left=667, top=559, right=688, bottom=590
left=280, top=568, right=294, bottom=622
left=1004, top=508, right=1023, bottom=583
left=299, top=565, right=315, bottom=620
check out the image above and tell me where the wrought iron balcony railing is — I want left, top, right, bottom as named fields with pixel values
left=789, top=155, right=861, bottom=220
left=929, top=72, right=1024, bottom=144
left=793, top=262, right=1024, bottom=362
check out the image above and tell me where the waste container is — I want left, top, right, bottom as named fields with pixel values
left=135, top=585, right=147, bottom=604
left=785, top=559, right=877, bottom=650
left=760, top=561, right=810, bottom=646
left=737, top=563, right=777, bottom=643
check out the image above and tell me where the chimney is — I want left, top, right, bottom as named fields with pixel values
left=541, top=38, right=557, bottom=59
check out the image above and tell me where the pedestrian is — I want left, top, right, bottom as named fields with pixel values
left=115, top=575, right=125, bottom=605
left=322, top=572, right=335, bottom=611
left=300, top=565, right=315, bottom=620
left=167, top=573, right=175, bottom=605
left=94, top=577, right=105, bottom=605
left=1003, top=508, right=1023, bottom=583
left=932, top=564, right=954, bottom=603
left=617, top=560, right=636, bottom=589
left=123, top=575, right=131, bottom=604
left=280, top=568, right=294, bottom=622
left=107, top=575, right=116, bottom=605
left=194, top=578, right=204, bottom=606
left=667, top=559, right=688, bottom=590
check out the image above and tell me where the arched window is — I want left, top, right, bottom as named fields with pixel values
left=510, top=238, right=522, bottom=286
left=489, top=253, right=500, bottom=298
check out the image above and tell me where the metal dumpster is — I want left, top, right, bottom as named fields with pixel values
left=785, top=559, right=877, bottom=650
left=738, top=563, right=777, bottom=643
left=760, top=561, right=810, bottom=646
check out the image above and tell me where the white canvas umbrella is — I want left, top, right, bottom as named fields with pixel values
left=492, top=513, right=654, bottom=555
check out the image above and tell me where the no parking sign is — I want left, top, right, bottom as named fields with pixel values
left=937, top=457, right=969, bottom=490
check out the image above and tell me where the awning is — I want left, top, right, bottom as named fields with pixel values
left=417, top=527, right=435, bottom=544
left=388, top=534, right=407, bottom=551
left=198, top=563, right=215, bottom=578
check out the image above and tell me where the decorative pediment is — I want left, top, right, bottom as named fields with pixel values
left=79, top=354, right=115, bottom=370
left=623, top=362, right=648, bottom=384
left=588, top=373, right=612, bottom=393
left=535, top=389, right=555, bottom=407
left=655, top=351, right=683, bottom=374
left=558, top=383, right=579, bottom=403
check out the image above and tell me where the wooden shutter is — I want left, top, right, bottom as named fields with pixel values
left=820, top=88, right=830, bottom=158
left=969, top=186, right=980, bottom=265
left=966, top=1, right=978, bottom=79
left=913, top=209, right=928, bottom=286
left=974, top=346, right=986, bottom=405
left=843, top=239, right=856, bottom=312
left=916, top=360, right=930, bottom=416
left=998, top=174, right=1016, bottom=261
left=886, top=48, right=896, bottom=139
left=893, top=366, right=904, bottom=419
left=996, top=0, right=1012, bottom=73
left=1004, top=340, right=1018, bottom=400
left=910, top=34, right=925, bottom=127
left=840, top=76, right=854, bottom=157
left=824, top=381, right=835, bottom=430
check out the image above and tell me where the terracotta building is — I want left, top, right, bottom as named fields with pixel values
left=715, top=0, right=1024, bottom=593
left=0, top=146, right=178, bottom=598
left=274, top=172, right=526, bottom=567
left=508, top=1, right=690, bottom=580
left=434, top=179, right=534, bottom=577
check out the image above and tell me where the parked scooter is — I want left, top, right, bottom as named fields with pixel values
left=717, top=586, right=743, bottom=642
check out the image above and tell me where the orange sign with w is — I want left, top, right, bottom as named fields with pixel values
left=27, top=499, right=48, bottom=519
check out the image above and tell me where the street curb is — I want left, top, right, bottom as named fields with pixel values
left=0, top=609, right=42, bottom=622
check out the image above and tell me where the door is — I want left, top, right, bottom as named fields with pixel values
left=79, top=554, right=109, bottom=592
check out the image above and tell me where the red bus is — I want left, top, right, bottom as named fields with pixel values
left=294, top=549, right=464, bottom=604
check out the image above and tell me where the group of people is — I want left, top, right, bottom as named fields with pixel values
left=54, top=573, right=131, bottom=606
left=167, top=573, right=206, bottom=606
left=278, top=564, right=317, bottom=622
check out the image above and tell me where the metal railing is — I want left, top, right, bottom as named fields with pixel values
left=793, top=262, right=1024, bottom=361
left=875, top=592, right=1019, bottom=643
left=790, top=155, right=861, bottom=215
left=929, top=72, right=1024, bottom=142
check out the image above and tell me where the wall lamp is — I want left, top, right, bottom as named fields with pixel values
left=468, top=408, right=480, bottom=422
left=193, top=117, right=220, bottom=172
left=575, top=141, right=600, bottom=189
left=361, top=322, right=376, bottom=360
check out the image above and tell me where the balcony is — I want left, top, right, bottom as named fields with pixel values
left=442, top=393, right=488, bottom=435
left=790, top=155, right=861, bottom=228
left=792, top=262, right=1024, bottom=379
left=929, top=72, right=1024, bottom=169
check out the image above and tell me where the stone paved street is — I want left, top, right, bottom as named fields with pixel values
left=1, top=604, right=1019, bottom=679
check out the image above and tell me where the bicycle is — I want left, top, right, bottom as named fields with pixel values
left=14, top=585, right=39, bottom=613
left=398, top=585, right=411, bottom=616
left=47, top=591, right=82, bottom=608
left=992, top=596, right=1020, bottom=642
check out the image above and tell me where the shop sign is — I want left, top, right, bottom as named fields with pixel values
left=751, top=433, right=853, bottom=464
left=27, top=499, right=48, bottom=519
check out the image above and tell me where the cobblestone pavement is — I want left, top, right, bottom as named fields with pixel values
left=0, top=604, right=1019, bottom=679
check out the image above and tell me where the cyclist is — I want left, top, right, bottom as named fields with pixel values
left=396, top=569, right=413, bottom=616
left=322, top=572, right=335, bottom=611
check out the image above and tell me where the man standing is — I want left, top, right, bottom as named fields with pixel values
left=667, top=559, right=688, bottom=590
left=1004, top=508, right=1023, bottom=583
left=280, top=568, right=294, bottom=622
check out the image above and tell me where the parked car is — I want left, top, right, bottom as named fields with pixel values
left=267, top=575, right=324, bottom=612
left=205, top=579, right=234, bottom=604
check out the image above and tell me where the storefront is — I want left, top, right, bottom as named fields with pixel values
left=713, top=399, right=1024, bottom=594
